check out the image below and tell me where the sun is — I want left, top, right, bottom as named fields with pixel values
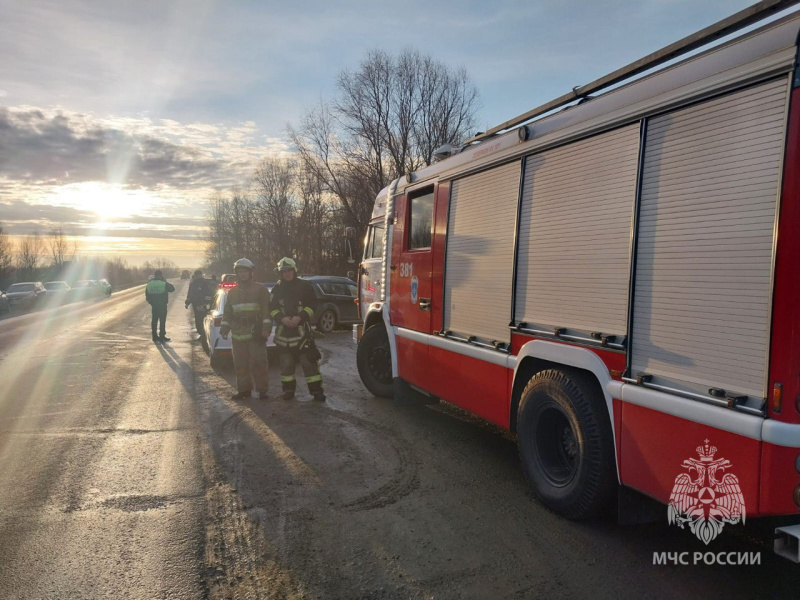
left=46, top=182, right=157, bottom=220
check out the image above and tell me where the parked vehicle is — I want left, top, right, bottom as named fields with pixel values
left=44, top=281, right=71, bottom=296
left=203, top=286, right=275, bottom=368
left=303, top=276, right=359, bottom=333
left=180, top=270, right=191, bottom=280
left=98, top=279, right=112, bottom=296
left=0, top=292, right=10, bottom=315
left=354, top=6, right=800, bottom=554
left=5, top=282, right=46, bottom=308
left=42, top=281, right=72, bottom=306
left=71, top=280, right=103, bottom=300
left=220, top=273, right=236, bottom=283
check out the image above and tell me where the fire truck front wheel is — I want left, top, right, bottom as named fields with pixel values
left=356, top=325, right=394, bottom=398
left=517, top=368, right=615, bottom=520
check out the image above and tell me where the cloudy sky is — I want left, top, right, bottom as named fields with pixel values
left=0, top=0, right=785, bottom=265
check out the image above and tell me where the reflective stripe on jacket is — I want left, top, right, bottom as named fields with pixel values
left=221, top=282, right=272, bottom=342
left=269, top=278, right=317, bottom=347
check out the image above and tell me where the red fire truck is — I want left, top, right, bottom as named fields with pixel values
left=355, top=2, right=800, bottom=554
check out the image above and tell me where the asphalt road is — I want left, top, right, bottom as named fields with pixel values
left=0, top=280, right=797, bottom=599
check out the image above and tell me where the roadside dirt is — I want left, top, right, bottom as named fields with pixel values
left=190, top=329, right=797, bottom=600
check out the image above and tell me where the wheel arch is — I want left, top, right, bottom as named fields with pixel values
left=511, top=340, right=621, bottom=482
left=361, top=303, right=397, bottom=378
left=364, top=304, right=385, bottom=331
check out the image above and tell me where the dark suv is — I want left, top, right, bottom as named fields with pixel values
left=303, top=276, right=359, bottom=333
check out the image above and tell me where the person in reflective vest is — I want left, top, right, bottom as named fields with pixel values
left=269, top=257, right=325, bottom=401
left=220, top=258, right=271, bottom=400
left=145, top=270, right=175, bottom=343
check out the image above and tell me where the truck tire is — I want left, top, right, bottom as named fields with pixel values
left=517, top=368, right=615, bottom=520
left=356, top=325, right=393, bottom=398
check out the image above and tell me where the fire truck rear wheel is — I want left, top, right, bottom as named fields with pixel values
left=517, top=368, right=615, bottom=520
left=357, top=325, right=394, bottom=398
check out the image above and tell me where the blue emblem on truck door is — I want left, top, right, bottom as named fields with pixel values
left=410, top=275, right=419, bottom=304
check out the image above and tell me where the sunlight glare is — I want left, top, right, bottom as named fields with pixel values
left=45, top=182, right=157, bottom=220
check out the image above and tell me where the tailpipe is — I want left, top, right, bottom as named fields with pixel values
left=774, top=524, right=800, bottom=563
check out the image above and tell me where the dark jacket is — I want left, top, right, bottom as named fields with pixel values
left=221, top=281, right=272, bottom=342
left=145, top=278, right=175, bottom=307
left=269, top=277, right=317, bottom=348
left=186, top=278, right=211, bottom=306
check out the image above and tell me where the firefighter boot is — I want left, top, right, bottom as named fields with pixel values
left=279, top=351, right=297, bottom=400
left=303, top=357, right=324, bottom=401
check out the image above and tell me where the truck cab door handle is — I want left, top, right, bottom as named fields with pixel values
left=419, top=298, right=431, bottom=311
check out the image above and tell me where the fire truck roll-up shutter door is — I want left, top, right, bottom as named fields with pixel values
left=444, top=161, right=521, bottom=346
left=515, top=123, right=641, bottom=340
left=631, top=77, right=789, bottom=403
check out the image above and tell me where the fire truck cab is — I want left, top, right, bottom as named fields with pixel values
left=355, top=6, right=800, bottom=555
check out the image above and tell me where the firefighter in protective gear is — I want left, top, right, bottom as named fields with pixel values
left=220, top=258, right=271, bottom=400
left=270, top=257, right=325, bottom=401
left=145, top=270, right=175, bottom=343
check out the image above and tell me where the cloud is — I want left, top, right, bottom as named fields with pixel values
left=0, top=106, right=259, bottom=190
left=0, top=199, right=207, bottom=241
left=0, top=199, right=95, bottom=225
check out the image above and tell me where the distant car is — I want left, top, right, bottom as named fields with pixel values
left=0, top=292, right=10, bottom=314
left=148, top=275, right=155, bottom=281
left=220, top=273, right=236, bottom=283
left=303, top=276, right=359, bottom=333
left=203, top=286, right=275, bottom=368
left=43, top=281, right=72, bottom=306
left=71, top=280, right=103, bottom=299
left=263, top=281, right=276, bottom=293
left=98, top=279, right=112, bottom=296
left=181, top=270, right=191, bottom=280
left=5, top=282, right=46, bottom=308
left=44, top=281, right=71, bottom=295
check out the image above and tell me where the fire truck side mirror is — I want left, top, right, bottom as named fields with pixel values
left=345, top=238, right=355, bottom=264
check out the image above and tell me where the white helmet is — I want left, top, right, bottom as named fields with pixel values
left=233, top=258, right=254, bottom=271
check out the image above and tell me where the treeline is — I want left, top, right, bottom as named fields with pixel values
left=205, top=159, right=349, bottom=280
left=0, top=225, right=179, bottom=290
left=206, top=49, right=480, bottom=279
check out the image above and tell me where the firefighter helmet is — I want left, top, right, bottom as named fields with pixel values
left=277, top=257, right=297, bottom=272
left=233, top=258, right=254, bottom=271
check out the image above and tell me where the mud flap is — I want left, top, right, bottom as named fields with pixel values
left=617, top=486, right=663, bottom=525
left=393, top=377, right=439, bottom=407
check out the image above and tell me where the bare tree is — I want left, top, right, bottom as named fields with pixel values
left=252, top=157, right=297, bottom=261
left=0, top=224, right=13, bottom=282
left=47, top=227, right=76, bottom=270
left=290, top=48, right=480, bottom=244
left=205, top=192, right=234, bottom=275
left=142, top=257, right=179, bottom=278
left=16, top=233, right=46, bottom=280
